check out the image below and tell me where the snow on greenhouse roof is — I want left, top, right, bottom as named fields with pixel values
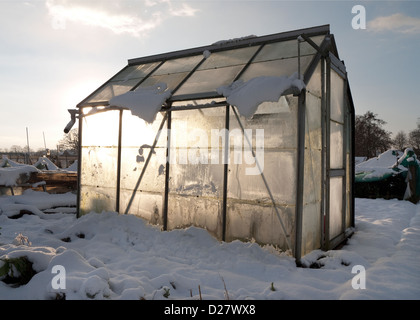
left=77, top=25, right=332, bottom=122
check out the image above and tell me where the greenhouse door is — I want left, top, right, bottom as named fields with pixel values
left=324, top=54, right=350, bottom=250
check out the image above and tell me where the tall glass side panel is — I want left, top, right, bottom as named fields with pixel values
left=301, top=62, right=323, bottom=256
left=329, top=68, right=346, bottom=240
left=119, top=112, right=167, bottom=224
left=329, top=176, right=343, bottom=238
left=79, top=110, right=120, bottom=215
left=345, top=99, right=353, bottom=230
left=168, top=107, right=226, bottom=238
left=226, top=95, right=298, bottom=251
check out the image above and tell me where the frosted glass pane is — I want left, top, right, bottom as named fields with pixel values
left=119, top=190, right=163, bottom=224
left=227, top=96, right=298, bottom=204
left=174, top=46, right=258, bottom=96
left=227, top=150, right=297, bottom=204
left=306, top=60, right=322, bottom=98
left=239, top=56, right=313, bottom=82
left=112, top=62, right=160, bottom=81
left=120, top=147, right=167, bottom=194
left=167, top=108, right=225, bottom=236
left=79, top=110, right=120, bottom=215
left=81, top=110, right=120, bottom=147
left=121, top=112, right=166, bottom=148
left=330, top=121, right=343, bottom=169
left=167, top=195, right=222, bottom=239
left=169, top=108, right=225, bottom=197
left=330, top=69, right=344, bottom=123
left=136, top=72, right=189, bottom=92
left=301, top=86, right=322, bottom=255
left=119, top=111, right=167, bottom=215
left=225, top=203, right=294, bottom=249
left=329, top=177, right=343, bottom=239
left=132, top=55, right=203, bottom=93
left=252, top=36, right=323, bottom=62
left=79, top=186, right=117, bottom=215
left=305, top=94, right=322, bottom=150
left=229, top=95, right=298, bottom=150
left=87, top=79, right=140, bottom=103
left=84, top=62, right=160, bottom=104
left=80, top=147, right=118, bottom=214
left=174, top=66, right=243, bottom=95
left=303, top=146, right=322, bottom=204
left=153, top=55, right=202, bottom=75
left=198, top=46, right=259, bottom=70
left=301, top=202, right=321, bottom=255
left=346, top=153, right=352, bottom=229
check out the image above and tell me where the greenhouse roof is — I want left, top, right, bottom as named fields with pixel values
left=77, top=25, right=337, bottom=115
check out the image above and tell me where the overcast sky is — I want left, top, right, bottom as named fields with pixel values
left=1, top=0, right=419, bottom=151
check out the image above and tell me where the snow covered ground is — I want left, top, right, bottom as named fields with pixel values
left=0, top=189, right=419, bottom=300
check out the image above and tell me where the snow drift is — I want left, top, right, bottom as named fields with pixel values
left=0, top=190, right=419, bottom=300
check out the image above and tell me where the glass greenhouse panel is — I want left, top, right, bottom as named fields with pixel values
left=329, top=176, right=343, bottom=239
left=227, top=149, right=297, bottom=204
left=174, top=46, right=259, bottom=96
left=119, top=112, right=167, bottom=218
left=303, top=103, right=322, bottom=201
left=136, top=72, right=189, bottom=93
left=167, top=108, right=226, bottom=238
left=239, top=56, right=314, bottom=82
left=346, top=152, right=352, bottom=229
left=301, top=70, right=323, bottom=255
left=83, top=62, right=160, bottom=104
left=79, top=149, right=118, bottom=215
left=167, top=194, right=223, bottom=238
left=135, top=55, right=204, bottom=93
left=345, top=106, right=352, bottom=230
left=225, top=203, right=295, bottom=248
left=86, top=79, right=141, bottom=104
left=79, top=110, right=120, bottom=215
left=112, top=62, right=161, bottom=81
left=230, top=95, right=298, bottom=153
left=173, top=66, right=244, bottom=97
left=330, top=121, right=344, bottom=169
left=227, top=96, right=298, bottom=205
left=330, top=69, right=345, bottom=123
left=306, top=60, right=322, bottom=98
left=153, top=55, right=203, bottom=75
left=226, top=98, right=298, bottom=250
left=198, top=46, right=260, bottom=69
left=120, top=190, right=163, bottom=224
left=251, top=36, right=324, bottom=63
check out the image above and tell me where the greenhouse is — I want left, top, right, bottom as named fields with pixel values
left=68, top=25, right=355, bottom=261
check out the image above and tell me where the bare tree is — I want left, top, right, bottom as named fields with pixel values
left=355, top=111, right=392, bottom=158
left=408, top=124, right=420, bottom=154
left=58, top=128, right=79, bottom=152
left=393, top=131, right=407, bottom=151
left=10, top=145, right=25, bottom=153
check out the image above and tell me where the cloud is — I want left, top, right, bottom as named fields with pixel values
left=368, top=13, right=420, bottom=34
left=45, top=0, right=198, bottom=38
left=170, top=3, right=200, bottom=17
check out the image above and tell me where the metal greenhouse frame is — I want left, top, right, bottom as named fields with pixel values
left=68, top=25, right=355, bottom=261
